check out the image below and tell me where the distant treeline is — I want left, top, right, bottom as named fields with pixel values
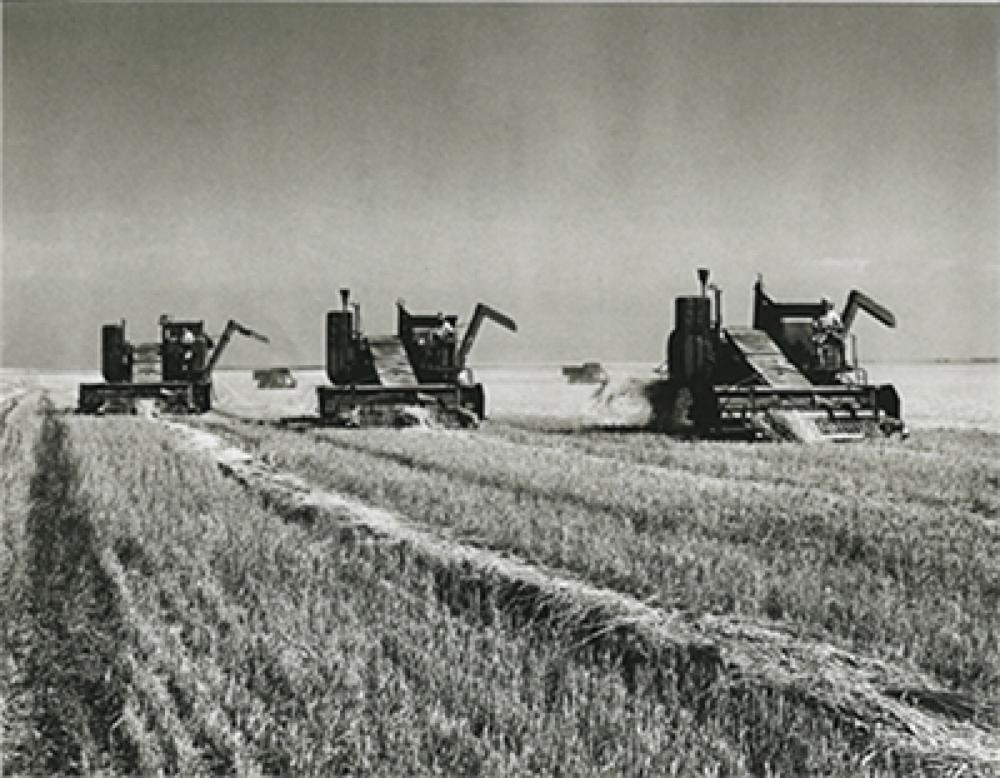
left=929, top=357, right=1000, bottom=364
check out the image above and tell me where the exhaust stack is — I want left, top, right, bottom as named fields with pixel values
left=697, top=267, right=710, bottom=297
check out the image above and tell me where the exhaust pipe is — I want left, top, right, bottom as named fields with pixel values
left=695, top=268, right=722, bottom=332
left=711, top=284, right=722, bottom=332
left=697, top=267, right=710, bottom=297
left=339, top=288, right=360, bottom=337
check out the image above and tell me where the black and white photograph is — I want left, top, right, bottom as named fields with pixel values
left=2, top=2, right=998, bottom=774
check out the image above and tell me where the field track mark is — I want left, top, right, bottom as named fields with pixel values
left=0, top=392, right=38, bottom=776
left=162, top=417, right=1000, bottom=771
left=8, top=401, right=139, bottom=774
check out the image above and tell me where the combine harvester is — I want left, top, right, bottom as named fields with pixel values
left=253, top=367, right=297, bottom=389
left=650, top=268, right=906, bottom=441
left=562, top=361, right=609, bottom=385
left=78, top=315, right=269, bottom=414
left=318, top=289, right=516, bottom=427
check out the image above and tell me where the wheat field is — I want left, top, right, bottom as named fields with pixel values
left=1, top=373, right=998, bottom=776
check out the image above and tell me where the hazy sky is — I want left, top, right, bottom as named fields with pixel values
left=3, top=4, right=997, bottom=368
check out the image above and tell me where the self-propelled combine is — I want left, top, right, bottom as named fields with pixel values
left=318, top=289, right=516, bottom=427
left=78, top=315, right=269, bottom=414
left=651, top=268, right=906, bottom=441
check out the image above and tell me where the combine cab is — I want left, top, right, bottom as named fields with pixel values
left=78, top=316, right=269, bottom=414
left=317, top=289, right=516, bottom=427
left=653, top=269, right=906, bottom=441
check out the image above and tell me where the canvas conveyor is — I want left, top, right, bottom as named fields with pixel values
left=714, top=328, right=881, bottom=441
left=367, top=336, right=419, bottom=386
left=723, top=327, right=812, bottom=388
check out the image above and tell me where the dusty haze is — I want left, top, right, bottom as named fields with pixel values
left=3, top=4, right=997, bottom=369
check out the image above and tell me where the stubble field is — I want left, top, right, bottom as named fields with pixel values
left=1, top=372, right=998, bottom=776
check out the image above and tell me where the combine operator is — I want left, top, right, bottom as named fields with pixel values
left=433, top=313, right=456, bottom=343
left=812, top=296, right=844, bottom=370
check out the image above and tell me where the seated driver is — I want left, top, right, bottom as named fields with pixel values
left=812, top=296, right=844, bottom=369
left=433, top=314, right=456, bottom=343
left=813, top=296, right=843, bottom=340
